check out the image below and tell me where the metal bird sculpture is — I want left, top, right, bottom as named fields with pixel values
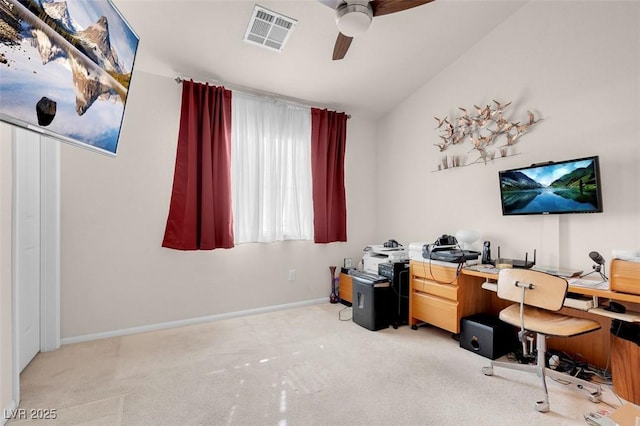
left=432, top=100, right=542, bottom=170
left=434, top=116, right=449, bottom=129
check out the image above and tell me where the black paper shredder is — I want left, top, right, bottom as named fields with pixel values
left=349, top=270, right=390, bottom=331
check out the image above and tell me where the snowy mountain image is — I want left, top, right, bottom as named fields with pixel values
left=42, top=0, right=81, bottom=34
left=0, top=0, right=139, bottom=154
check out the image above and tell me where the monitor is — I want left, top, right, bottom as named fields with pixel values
left=499, top=156, right=603, bottom=215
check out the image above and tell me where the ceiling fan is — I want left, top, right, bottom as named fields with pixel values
left=317, top=0, right=435, bottom=60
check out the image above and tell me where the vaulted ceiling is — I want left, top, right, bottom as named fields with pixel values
left=113, top=0, right=526, bottom=118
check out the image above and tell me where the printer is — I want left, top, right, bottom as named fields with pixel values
left=362, top=245, right=408, bottom=274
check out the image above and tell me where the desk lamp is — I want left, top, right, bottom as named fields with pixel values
left=455, top=229, right=480, bottom=250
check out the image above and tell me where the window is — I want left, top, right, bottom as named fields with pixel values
left=231, top=93, right=313, bottom=243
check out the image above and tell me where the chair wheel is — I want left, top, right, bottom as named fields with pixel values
left=411, top=325, right=418, bottom=330
left=589, top=393, right=602, bottom=403
left=535, top=401, right=550, bottom=413
left=482, top=366, right=493, bottom=376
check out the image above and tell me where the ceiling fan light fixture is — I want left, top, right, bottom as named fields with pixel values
left=335, top=3, right=373, bottom=37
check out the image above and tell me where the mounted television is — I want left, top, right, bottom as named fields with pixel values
left=0, top=0, right=139, bottom=156
left=499, top=156, right=603, bottom=215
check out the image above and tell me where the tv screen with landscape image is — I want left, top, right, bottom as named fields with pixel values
left=0, top=0, right=139, bottom=155
left=499, top=156, right=603, bottom=215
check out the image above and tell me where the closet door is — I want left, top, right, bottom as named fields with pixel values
left=14, top=128, right=41, bottom=372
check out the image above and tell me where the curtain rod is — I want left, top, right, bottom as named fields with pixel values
left=174, top=77, right=351, bottom=119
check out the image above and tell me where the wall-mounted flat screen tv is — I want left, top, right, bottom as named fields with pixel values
left=499, top=156, right=603, bottom=215
left=0, top=0, right=139, bottom=156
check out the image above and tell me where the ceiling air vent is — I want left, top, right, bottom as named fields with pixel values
left=243, top=5, right=297, bottom=52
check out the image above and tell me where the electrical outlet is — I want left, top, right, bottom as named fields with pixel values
left=288, top=269, right=296, bottom=281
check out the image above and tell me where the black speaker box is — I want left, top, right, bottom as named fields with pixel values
left=460, top=313, right=516, bottom=360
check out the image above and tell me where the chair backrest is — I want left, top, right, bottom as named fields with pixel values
left=497, top=269, right=568, bottom=311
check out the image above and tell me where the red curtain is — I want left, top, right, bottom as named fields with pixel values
left=311, top=108, right=348, bottom=243
left=162, top=80, right=234, bottom=250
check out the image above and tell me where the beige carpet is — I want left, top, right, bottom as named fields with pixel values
left=9, top=303, right=623, bottom=425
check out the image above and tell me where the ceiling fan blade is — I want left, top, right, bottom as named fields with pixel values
left=333, top=32, right=353, bottom=60
left=316, top=0, right=344, bottom=10
left=371, top=0, right=435, bottom=17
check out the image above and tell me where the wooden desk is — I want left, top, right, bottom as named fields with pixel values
left=463, top=267, right=640, bottom=319
left=409, top=260, right=640, bottom=368
left=338, top=272, right=352, bottom=304
left=409, top=259, right=640, bottom=404
left=408, top=261, right=491, bottom=334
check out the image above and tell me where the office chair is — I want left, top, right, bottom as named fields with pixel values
left=482, top=269, right=602, bottom=412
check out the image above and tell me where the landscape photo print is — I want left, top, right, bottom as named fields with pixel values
left=0, top=0, right=139, bottom=155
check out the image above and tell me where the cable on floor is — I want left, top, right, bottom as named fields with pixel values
left=338, top=305, right=352, bottom=321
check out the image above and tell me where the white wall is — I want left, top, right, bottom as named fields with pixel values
left=59, top=71, right=378, bottom=339
left=0, top=2, right=637, bottom=407
left=376, top=1, right=640, bottom=271
left=0, top=123, right=14, bottom=420
left=3, top=0, right=638, bottom=358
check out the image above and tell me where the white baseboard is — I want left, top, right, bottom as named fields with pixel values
left=2, top=400, right=18, bottom=425
left=61, top=298, right=327, bottom=345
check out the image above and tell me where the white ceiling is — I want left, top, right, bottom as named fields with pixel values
left=113, top=0, right=527, bottom=118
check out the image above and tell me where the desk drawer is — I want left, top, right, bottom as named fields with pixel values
left=610, top=259, right=640, bottom=295
left=412, top=291, right=459, bottom=333
left=411, top=261, right=458, bottom=282
left=413, top=277, right=458, bottom=301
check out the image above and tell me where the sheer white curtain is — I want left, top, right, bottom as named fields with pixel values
left=231, top=92, right=313, bottom=243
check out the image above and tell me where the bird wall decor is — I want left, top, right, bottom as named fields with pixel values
left=433, top=100, right=542, bottom=171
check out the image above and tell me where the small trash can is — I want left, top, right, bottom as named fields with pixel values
left=349, top=271, right=390, bottom=331
left=610, top=320, right=640, bottom=405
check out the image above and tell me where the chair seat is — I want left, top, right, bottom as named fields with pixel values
left=499, top=304, right=601, bottom=337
